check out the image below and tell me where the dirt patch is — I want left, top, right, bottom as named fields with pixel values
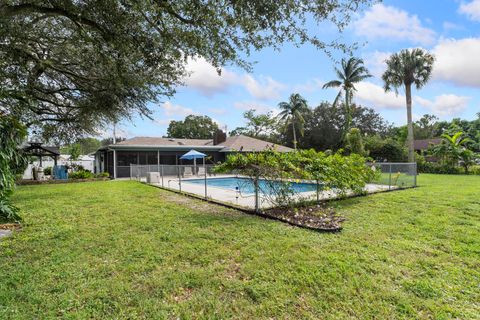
left=263, top=204, right=344, bottom=232
left=172, top=287, right=193, bottom=303
left=0, top=223, right=21, bottom=231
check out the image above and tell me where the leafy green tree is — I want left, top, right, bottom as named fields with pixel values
left=301, top=102, right=391, bottom=151
left=230, top=109, right=278, bottom=142
left=345, top=128, right=366, bottom=156
left=0, top=0, right=370, bottom=141
left=0, top=115, right=27, bottom=222
left=76, top=138, right=101, bottom=154
left=364, top=135, right=407, bottom=162
left=382, top=49, right=435, bottom=162
left=278, top=93, right=309, bottom=150
left=431, top=132, right=471, bottom=167
left=61, top=137, right=101, bottom=155
left=167, top=115, right=219, bottom=139
left=415, top=114, right=439, bottom=139
left=323, top=57, right=372, bottom=135
left=68, top=144, right=81, bottom=161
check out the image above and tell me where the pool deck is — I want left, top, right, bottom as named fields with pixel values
left=148, top=175, right=393, bottom=210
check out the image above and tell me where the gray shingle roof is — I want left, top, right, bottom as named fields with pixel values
left=111, top=135, right=292, bottom=152
left=219, top=135, right=292, bottom=152
left=115, top=137, right=213, bottom=146
left=413, top=138, right=442, bottom=150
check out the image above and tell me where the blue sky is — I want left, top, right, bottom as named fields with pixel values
left=111, top=0, right=480, bottom=138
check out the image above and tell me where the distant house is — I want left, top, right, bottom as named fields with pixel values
left=413, top=138, right=442, bottom=155
left=414, top=138, right=442, bottom=162
left=94, top=132, right=292, bottom=178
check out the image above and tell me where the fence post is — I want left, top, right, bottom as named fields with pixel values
left=413, top=162, right=417, bottom=187
left=316, top=180, right=320, bottom=203
left=178, top=165, right=182, bottom=192
left=254, top=174, right=260, bottom=213
left=204, top=165, right=208, bottom=199
left=388, top=163, right=392, bottom=190
left=161, top=165, right=164, bottom=187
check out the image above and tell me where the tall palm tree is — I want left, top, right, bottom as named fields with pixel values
left=323, top=57, right=371, bottom=136
left=278, top=93, right=308, bottom=150
left=382, top=48, right=435, bottom=162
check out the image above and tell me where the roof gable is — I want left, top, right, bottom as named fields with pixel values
left=220, top=135, right=292, bottom=152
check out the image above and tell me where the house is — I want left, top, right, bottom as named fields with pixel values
left=94, top=132, right=292, bottom=178
left=414, top=138, right=442, bottom=155
left=414, top=138, right=442, bottom=162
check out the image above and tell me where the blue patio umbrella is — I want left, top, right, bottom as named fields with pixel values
left=180, top=149, right=207, bottom=174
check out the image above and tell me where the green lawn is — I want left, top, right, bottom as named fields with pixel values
left=1, top=175, right=479, bottom=319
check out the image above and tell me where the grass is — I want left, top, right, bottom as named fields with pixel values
left=1, top=174, right=479, bottom=319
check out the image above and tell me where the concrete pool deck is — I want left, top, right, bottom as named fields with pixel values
left=148, top=175, right=394, bottom=210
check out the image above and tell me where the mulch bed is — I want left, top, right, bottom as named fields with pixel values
left=262, top=204, right=345, bottom=232
left=0, top=223, right=22, bottom=231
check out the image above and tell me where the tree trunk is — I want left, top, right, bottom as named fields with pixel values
left=405, top=84, right=415, bottom=162
left=345, top=89, right=351, bottom=133
left=292, top=119, right=297, bottom=150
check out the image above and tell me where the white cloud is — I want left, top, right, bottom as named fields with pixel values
left=354, top=4, right=436, bottom=45
left=242, top=75, right=285, bottom=100
left=184, top=56, right=288, bottom=100
left=184, top=57, right=285, bottom=100
left=442, top=21, right=464, bottom=31
left=414, top=94, right=470, bottom=116
left=160, top=101, right=196, bottom=117
left=354, top=81, right=405, bottom=109
left=363, top=51, right=391, bottom=78
left=459, top=0, right=480, bottom=21
left=234, top=101, right=278, bottom=114
left=184, top=57, right=238, bottom=96
left=432, top=37, right=480, bottom=87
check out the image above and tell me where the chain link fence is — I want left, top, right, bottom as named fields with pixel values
left=130, top=162, right=417, bottom=211
left=368, top=162, right=417, bottom=190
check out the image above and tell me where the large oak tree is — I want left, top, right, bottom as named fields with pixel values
left=0, top=0, right=372, bottom=141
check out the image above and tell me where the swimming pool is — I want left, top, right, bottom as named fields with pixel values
left=183, top=177, right=318, bottom=194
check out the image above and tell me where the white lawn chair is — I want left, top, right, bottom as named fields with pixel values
left=197, top=166, right=206, bottom=176
left=183, top=166, right=193, bottom=177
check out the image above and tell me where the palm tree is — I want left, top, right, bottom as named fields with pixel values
left=278, top=93, right=308, bottom=150
left=382, top=49, right=435, bottom=162
left=323, top=57, right=371, bottom=136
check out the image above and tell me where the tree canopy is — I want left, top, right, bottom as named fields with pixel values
left=167, top=115, right=219, bottom=139
left=229, top=109, right=278, bottom=142
left=0, top=0, right=372, bottom=141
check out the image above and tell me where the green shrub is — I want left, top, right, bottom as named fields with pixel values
left=43, top=167, right=52, bottom=176
left=0, top=116, right=27, bottom=222
left=418, top=162, right=463, bottom=174
left=365, top=135, right=407, bottom=162
left=69, top=170, right=94, bottom=180
left=95, top=172, right=110, bottom=178
left=470, top=165, right=480, bottom=175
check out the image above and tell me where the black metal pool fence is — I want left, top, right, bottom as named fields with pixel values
left=129, top=162, right=417, bottom=211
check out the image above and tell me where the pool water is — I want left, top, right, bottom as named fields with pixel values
left=184, top=177, right=318, bottom=194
